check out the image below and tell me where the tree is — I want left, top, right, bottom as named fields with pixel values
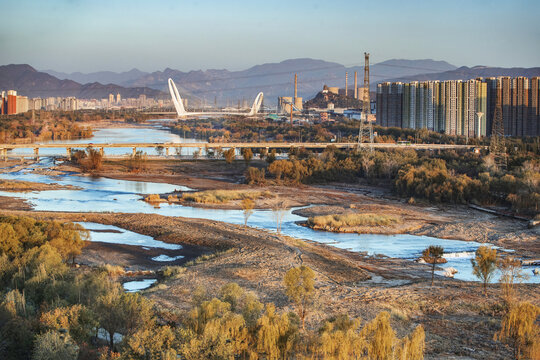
left=283, top=265, right=315, bottom=330
left=471, top=245, right=497, bottom=296
left=32, top=330, right=79, bottom=360
left=241, top=198, right=254, bottom=227
left=242, top=148, right=253, bottom=166
left=155, top=145, right=164, bottom=156
left=362, top=312, right=395, bottom=360
left=498, top=256, right=527, bottom=304
left=95, top=289, right=155, bottom=350
left=224, top=148, right=236, bottom=164
left=85, top=147, right=103, bottom=171
left=272, top=200, right=288, bottom=234
left=495, top=302, right=540, bottom=360
left=421, top=245, right=446, bottom=286
left=255, top=304, right=298, bottom=359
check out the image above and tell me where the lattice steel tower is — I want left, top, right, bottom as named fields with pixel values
left=489, top=84, right=507, bottom=170
left=358, top=52, right=373, bottom=150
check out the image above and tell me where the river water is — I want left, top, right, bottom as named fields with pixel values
left=1, top=125, right=537, bottom=283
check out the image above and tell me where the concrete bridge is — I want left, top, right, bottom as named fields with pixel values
left=0, top=142, right=483, bottom=161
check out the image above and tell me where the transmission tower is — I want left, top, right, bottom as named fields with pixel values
left=489, top=85, right=507, bottom=170
left=358, top=52, right=373, bottom=151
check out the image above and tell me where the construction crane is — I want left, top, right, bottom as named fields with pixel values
left=358, top=52, right=373, bottom=151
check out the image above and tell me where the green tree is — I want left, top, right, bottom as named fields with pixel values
left=241, top=198, right=254, bottom=227
left=32, top=330, right=79, bottom=360
left=283, top=265, right=315, bottom=330
left=495, top=302, right=540, bottom=360
left=421, top=245, right=446, bottom=286
left=471, top=245, right=498, bottom=297
left=155, top=145, right=165, bottom=156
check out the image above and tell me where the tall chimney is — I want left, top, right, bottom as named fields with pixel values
left=345, top=72, right=348, bottom=97
left=354, top=71, right=358, bottom=99
left=294, top=73, right=298, bottom=99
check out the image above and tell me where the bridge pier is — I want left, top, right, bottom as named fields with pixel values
left=66, top=148, right=71, bottom=160
left=1, top=148, right=7, bottom=162
left=99, top=147, right=104, bottom=157
left=132, top=147, right=137, bottom=157
left=165, top=147, right=170, bottom=156
left=34, top=147, right=39, bottom=161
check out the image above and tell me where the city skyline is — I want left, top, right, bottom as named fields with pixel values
left=1, top=0, right=539, bottom=73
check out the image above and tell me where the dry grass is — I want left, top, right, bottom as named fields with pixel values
left=181, top=189, right=273, bottom=204
left=308, top=213, right=401, bottom=228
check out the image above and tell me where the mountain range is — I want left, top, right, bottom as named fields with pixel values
left=0, top=65, right=165, bottom=99
left=1, top=59, right=539, bottom=105
left=40, top=58, right=458, bottom=103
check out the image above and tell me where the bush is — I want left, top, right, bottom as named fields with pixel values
left=308, top=213, right=401, bottom=229
left=181, top=190, right=272, bottom=204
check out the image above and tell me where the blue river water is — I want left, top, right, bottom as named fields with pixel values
left=1, top=125, right=538, bottom=283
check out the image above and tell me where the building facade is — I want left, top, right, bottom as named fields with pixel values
left=376, top=76, right=540, bottom=137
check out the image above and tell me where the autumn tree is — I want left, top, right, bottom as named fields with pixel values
left=272, top=199, right=288, bottom=234
left=255, top=304, right=298, bottom=359
left=498, top=256, right=527, bottom=304
left=495, top=302, right=540, bottom=359
left=471, top=245, right=498, bottom=296
left=241, top=198, right=254, bottom=227
left=421, top=245, right=446, bottom=286
left=95, top=289, right=155, bottom=350
left=284, top=265, right=315, bottom=330
left=224, top=148, right=236, bottom=164
left=241, top=148, right=253, bottom=166
left=32, top=330, right=79, bottom=360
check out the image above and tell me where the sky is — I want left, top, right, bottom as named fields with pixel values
left=1, top=0, right=539, bottom=73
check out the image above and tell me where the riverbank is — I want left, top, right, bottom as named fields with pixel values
left=2, top=209, right=538, bottom=359
left=34, top=157, right=540, bottom=258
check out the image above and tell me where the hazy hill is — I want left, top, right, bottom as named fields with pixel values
left=122, top=58, right=457, bottom=106
left=386, top=65, right=540, bottom=83
left=44, top=68, right=149, bottom=86
left=0, top=64, right=165, bottom=99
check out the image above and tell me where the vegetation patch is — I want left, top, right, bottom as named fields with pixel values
left=307, top=213, right=401, bottom=232
left=181, top=189, right=273, bottom=204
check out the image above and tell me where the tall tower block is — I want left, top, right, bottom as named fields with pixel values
left=354, top=71, right=358, bottom=99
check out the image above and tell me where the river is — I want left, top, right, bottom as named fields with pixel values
left=1, top=124, right=537, bottom=283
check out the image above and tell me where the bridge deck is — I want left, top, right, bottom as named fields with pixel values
left=0, top=142, right=482, bottom=150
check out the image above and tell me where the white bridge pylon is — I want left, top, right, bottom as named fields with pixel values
left=168, top=78, right=263, bottom=118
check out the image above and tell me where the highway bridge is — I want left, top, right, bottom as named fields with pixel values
left=0, top=142, right=483, bottom=161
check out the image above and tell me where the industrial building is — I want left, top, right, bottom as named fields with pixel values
left=376, top=76, right=540, bottom=137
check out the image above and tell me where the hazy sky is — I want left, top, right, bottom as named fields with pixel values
left=1, top=0, right=539, bottom=73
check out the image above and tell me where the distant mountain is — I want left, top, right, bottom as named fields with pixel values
left=0, top=64, right=165, bottom=99
left=385, top=65, right=540, bottom=83
left=43, top=68, right=149, bottom=87
left=123, top=58, right=458, bottom=106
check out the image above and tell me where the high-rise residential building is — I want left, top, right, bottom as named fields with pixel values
left=0, top=91, right=5, bottom=115
left=530, top=77, right=540, bottom=136
left=475, top=81, right=487, bottom=137
left=108, top=93, right=115, bottom=106
left=16, top=96, right=28, bottom=114
left=513, top=77, right=529, bottom=137
left=116, top=93, right=121, bottom=105
left=376, top=76, right=540, bottom=137
left=7, top=90, right=17, bottom=115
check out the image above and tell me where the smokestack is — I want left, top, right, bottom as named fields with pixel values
left=294, top=73, right=298, bottom=99
left=345, top=72, right=348, bottom=97
left=354, top=71, right=358, bottom=99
